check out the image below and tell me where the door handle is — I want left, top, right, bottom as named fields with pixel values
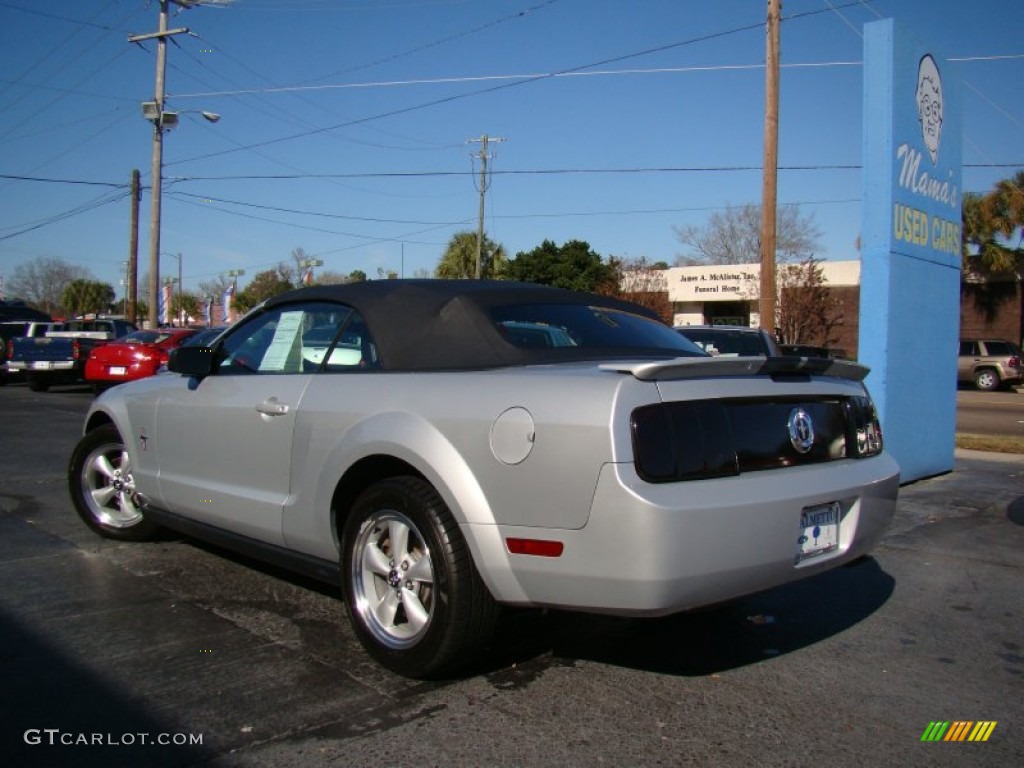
left=255, top=397, right=290, bottom=416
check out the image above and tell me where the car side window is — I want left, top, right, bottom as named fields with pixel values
left=323, top=312, right=380, bottom=372
left=218, top=303, right=369, bottom=375
left=959, top=341, right=977, bottom=356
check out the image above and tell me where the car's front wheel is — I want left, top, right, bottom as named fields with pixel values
left=974, top=368, right=1000, bottom=391
left=341, top=477, right=499, bottom=679
left=68, top=424, right=159, bottom=541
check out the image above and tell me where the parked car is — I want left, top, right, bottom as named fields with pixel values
left=674, top=324, right=782, bottom=357
left=0, top=299, right=52, bottom=323
left=85, top=328, right=199, bottom=393
left=69, top=281, right=898, bottom=678
left=1, top=320, right=58, bottom=385
left=779, top=344, right=847, bottom=360
left=958, top=339, right=1023, bottom=391
left=7, top=318, right=136, bottom=391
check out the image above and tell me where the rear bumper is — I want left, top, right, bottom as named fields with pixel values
left=84, top=361, right=155, bottom=382
left=469, top=454, right=899, bottom=615
left=7, top=360, right=76, bottom=372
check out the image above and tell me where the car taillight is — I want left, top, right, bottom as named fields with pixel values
left=1010, top=355, right=1021, bottom=369
left=72, top=339, right=80, bottom=360
left=631, top=401, right=740, bottom=483
left=844, top=396, right=884, bottom=458
left=5, top=340, right=11, bottom=359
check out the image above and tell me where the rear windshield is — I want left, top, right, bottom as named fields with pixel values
left=677, top=328, right=772, bottom=356
left=491, top=304, right=704, bottom=356
left=121, top=330, right=175, bottom=344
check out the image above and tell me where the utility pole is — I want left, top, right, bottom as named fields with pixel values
left=127, top=169, right=140, bottom=324
left=129, top=1, right=188, bottom=328
left=759, top=0, right=781, bottom=335
left=469, top=134, right=505, bottom=279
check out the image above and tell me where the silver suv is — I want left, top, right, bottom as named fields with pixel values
left=958, top=339, right=1023, bottom=391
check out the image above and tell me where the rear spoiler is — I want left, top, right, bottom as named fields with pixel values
left=600, top=355, right=870, bottom=382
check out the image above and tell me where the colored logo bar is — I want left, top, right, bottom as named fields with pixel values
left=921, top=721, right=997, bottom=742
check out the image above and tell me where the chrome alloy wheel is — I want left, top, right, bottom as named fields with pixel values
left=351, top=510, right=435, bottom=649
left=80, top=440, right=144, bottom=529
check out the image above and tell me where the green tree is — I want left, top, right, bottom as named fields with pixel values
left=235, top=265, right=294, bottom=313
left=436, top=231, right=507, bottom=279
left=61, top=279, right=115, bottom=317
left=963, top=172, right=1024, bottom=275
left=171, top=292, right=201, bottom=326
left=347, top=270, right=368, bottom=283
left=504, top=239, right=614, bottom=293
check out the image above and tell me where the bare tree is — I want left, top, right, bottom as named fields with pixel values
left=776, top=256, right=843, bottom=346
left=312, top=269, right=349, bottom=285
left=197, top=274, right=234, bottom=301
left=675, top=204, right=822, bottom=265
left=6, top=257, right=90, bottom=314
left=606, top=256, right=672, bottom=324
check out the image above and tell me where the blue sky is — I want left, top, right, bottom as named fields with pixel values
left=1, top=0, right=1022, bottom=299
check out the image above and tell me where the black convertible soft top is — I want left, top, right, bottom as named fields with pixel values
left=259, top=280, right=678, bottom=371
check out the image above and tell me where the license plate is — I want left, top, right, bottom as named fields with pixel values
left=796, top=502, right=840, bottom=561
left=109, top=366, right=127, bottom=376
left=31, top=361, right=53, bottom=370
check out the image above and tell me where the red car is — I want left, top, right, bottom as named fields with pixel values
left=85, top=328, right=199, bottom=392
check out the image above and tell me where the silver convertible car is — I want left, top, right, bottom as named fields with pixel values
left=69, top=280, right=899, bottom=678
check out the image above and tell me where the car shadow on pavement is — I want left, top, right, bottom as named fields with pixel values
left=478, top=557, right=894, bottom=682
left=1, top=611, right=217, bottom=768
left=125, top=532, right=894, bottom=685
left=1008, top=496, right=1024, bottom=526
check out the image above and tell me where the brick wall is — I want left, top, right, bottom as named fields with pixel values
left=961, top=278, right=1023, bottom=345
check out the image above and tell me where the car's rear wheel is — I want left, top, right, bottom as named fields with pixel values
left=974, top=368, right=1000, bottom=391
left=68, top=424, right=158, bottom=541
left=26, top=375, right=49, bottom=392
left=341, top=476, right=498, bottom=678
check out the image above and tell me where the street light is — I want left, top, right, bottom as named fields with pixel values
left=140, top=100, right=218, bottom=329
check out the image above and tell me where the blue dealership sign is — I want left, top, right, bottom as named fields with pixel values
left=860, top=19, right=961, bottom=481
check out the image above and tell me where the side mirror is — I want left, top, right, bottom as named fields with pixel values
left=168, top=346, right=216, bottom=377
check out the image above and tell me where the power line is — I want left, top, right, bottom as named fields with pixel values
left=164, top=14, right=777, bottom=166
left=5, top=161, right=1022, bottom=189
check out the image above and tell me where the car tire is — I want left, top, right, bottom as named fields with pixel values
left=974, top=368, right=1000, bottom=391
left=68, top=423, right=159, bottom=541
left=26, top=375, right=49, bottom=392
left=341, top=476, right=499, bottom=679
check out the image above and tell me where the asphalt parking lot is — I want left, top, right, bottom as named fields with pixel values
left=1, top=383, right=1022, bottom=767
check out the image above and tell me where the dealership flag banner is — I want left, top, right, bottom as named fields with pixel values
left=161, top=283, right=173, bottom=326
left=222, top=283, right=234, bottom=325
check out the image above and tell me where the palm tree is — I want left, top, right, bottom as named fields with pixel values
left=436, top=231, right=507, bottom=279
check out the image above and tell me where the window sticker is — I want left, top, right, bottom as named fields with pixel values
left=258, top=311, right=305, bottom=372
